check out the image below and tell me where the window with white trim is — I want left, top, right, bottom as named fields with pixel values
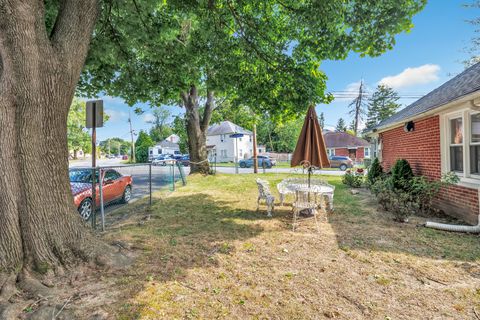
left=364, top=147, right=370, bottom=158
left=449, top=117, right=463, bottom=173
left=327, top=148, right=334, bottom=157
left=470, top=113, right=480, bottom=174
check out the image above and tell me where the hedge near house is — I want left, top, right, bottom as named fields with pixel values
left=391, top=159, right=414, bottom=190
left=367, top=157, right=383, bottom=185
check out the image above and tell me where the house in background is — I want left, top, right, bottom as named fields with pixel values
left=148, top=140, right=181, bottom=160
left=324, top=131, right=371, bottom=162
left=165, top=134, right=180, bottom=144
left=207, top=121, right=253, bottom=162
left=368, top=62, right=480, bottom=225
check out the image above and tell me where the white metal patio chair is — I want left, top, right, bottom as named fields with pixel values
left=255, top=178, right=275, bottom=217
left=292, top=187, right=320, bottom=232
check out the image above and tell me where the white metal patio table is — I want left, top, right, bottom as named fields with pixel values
left=277, top=178, right=335, bottom=212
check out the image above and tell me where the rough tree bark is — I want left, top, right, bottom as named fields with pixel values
left=180, top=85, right=214, bottom=174
left=0, top=0, right=100, bottom=290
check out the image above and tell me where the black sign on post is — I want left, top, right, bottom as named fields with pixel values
left=86, top=99, right=103, bottom=229
left=86, top=100, right=104, bottom=128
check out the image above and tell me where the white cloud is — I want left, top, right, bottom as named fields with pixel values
left=105, top=109, right=128, bottom=123
left=378, top=64, right=441, bottom=90
left=142, top=113, right=156, bottom=123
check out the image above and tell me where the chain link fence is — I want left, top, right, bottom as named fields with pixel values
left=69, top=162, right=186, bottom=230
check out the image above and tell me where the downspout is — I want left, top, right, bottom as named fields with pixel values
left=425, top=188, right=480, bottom=233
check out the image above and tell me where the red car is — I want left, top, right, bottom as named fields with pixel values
left=69, top=168, right=133, bottom=220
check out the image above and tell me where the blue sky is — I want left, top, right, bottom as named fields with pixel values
left=94, top=1, right=478, bottom=140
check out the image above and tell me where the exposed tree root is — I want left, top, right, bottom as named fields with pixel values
left=0, top=242, right=135, bottom=319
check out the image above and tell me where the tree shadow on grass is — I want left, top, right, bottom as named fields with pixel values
left=328, top=186, right=480, bottom=262
left=105, top=193, right=271, bottom=284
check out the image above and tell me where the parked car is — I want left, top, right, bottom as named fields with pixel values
left=69, top=168, right=133, bottom=221
left=328, top=155, right=353, bottom=171
left=179, top=155, right=190, bottom=167
left=239, top=157, right=272, bottom=168
left=258, top=155, right=276, bottom=166
left=152, top=154, right=174, bottom=166
left=122, top=155, right=128, bottom=160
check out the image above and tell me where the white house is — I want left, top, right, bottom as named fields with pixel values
left=165, top=134, right=180, bottom=144
left=206, top=121, right=253, bottom=162
left=148, top=140, right=181, bottom=160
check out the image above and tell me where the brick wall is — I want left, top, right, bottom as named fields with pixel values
left=334, top=147, right=366, bottom=161
left=380, top=116, right=441, bottom=179
left=379, top=115, right=479, bottom=224
left=334, top=148, right=348, bottom=157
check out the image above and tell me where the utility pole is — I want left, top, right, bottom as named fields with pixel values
left=348, top=79, right=367, bottom=136
left=253, top=124, right=258, bottom=173
left=128, top=110, right=136, bottom=162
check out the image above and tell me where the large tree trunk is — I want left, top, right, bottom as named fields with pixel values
left=0, top=0, right=99, bottom=283
left=181, top=86, right=214, bottom=174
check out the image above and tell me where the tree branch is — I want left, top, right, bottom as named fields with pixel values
left=201, top=90, right=215, bottom=133
left=50, top=0, right=99, bottom=64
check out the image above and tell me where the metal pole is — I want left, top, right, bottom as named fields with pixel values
left=91, top=102, right=97, bottom=229
left=253, top=124, right=258, bottom=174
left=235, top=137, right=239, bottom=174
left=149, top=163, right=152, bottom=206
left=172, top=162, right=176, bottom=191
left=99, top=168, right=105, bottom=231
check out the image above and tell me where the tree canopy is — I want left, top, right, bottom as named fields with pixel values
left=135, top=130, right=155, bottom=163
left=79, top=0, right=426, bottom=118
left=67, top=99, right=92, bottom=158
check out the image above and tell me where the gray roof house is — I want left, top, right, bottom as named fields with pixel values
left=371, top=62, right=480, bottom=132
left=368, top=61, right=480, bottom=225
left=207, top=121, right=252, bottom=136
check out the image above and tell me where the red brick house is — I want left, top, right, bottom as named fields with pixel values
left=368, top=62, right=480, bottom=224
left=324, top=131, right=371, bottom=162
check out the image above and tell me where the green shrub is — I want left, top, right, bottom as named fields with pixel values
left=391, top=159, right=413, bottom=191
left=371, top=169, right=460, bottom=222
left=367, top=157, right=383, bottom=186
left=342, top=171, right=363, bottom=188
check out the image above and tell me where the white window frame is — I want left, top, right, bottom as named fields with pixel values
left=441, top=107, right=480, bottom=186
left=364, top=147, right=371, bottom=158
left=448, top=115, right=464, bottom=174
left=327, top=148, right=334, bottom=157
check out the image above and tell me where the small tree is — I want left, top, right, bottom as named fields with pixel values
left=365, top=85, right=401, bottom=129
left=391, top=159, right=414, bottom=191
left=135, top=131, right=154, bottom=163
left=318, top=112, right=325, bottom=130
left=367, top=158, right=383, bottom=185
left=336, top=118, right=347, bottom=132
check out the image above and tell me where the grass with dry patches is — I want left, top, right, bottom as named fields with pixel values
left=102, top=173, right=480, bottom=319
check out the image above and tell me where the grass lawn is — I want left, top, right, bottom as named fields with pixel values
left=96, top=173, right=480, bottom=319
left=215, top=162, right=341, bottom=170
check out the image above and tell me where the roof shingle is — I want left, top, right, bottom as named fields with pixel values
left=207, top=121, right=252, bottom=136
left=374, top=62, right=480, bottom=130
left=324, top=131, right=370, bottom=148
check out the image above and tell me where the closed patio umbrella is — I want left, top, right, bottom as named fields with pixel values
left=291, top=105, right=330, bottom=186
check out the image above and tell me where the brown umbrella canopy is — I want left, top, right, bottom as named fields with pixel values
left=291, top=106, right=330, bottom=168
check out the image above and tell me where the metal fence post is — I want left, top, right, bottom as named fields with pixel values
left=172, top=162, right=176, bottom=191
left=91, top=167, right=96, bottom=229
left=149, top=163, right=152, bottom=206
left=99, top=168, right=105, bottom=231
